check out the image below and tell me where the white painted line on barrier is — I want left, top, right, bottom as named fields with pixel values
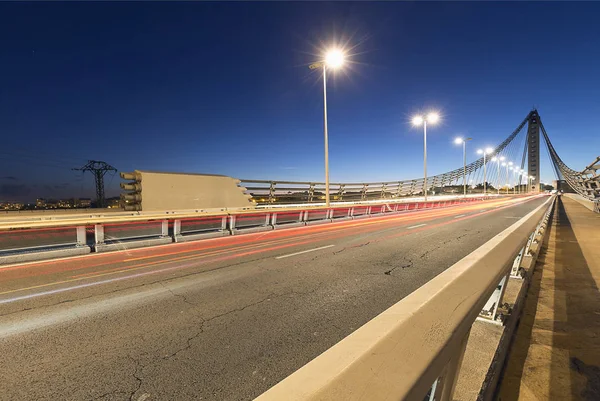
left=275, top=245, right=335, bottom=260
left=407, top=224, right=427, bottom=229
left=453, top=215, right=466, bottom=219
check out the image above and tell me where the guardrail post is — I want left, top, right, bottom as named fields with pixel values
left=366, top=206, right=371, bottom=215
left=349, top=207, right=354, bottom=218
left=271, top=212, right=278, bottom=226
left=434, top=329, right=471, bottom=401
left=173, top=219, right=182, bottom=242
left=229, top=215, right=236, bottom=234
left=479, top=272, right=510, bottom=324
left=510, top=245, right=526, bottom=278
left=76, top=226, right=86, bottom=246
left=161, top=219, right=169, bottom=238
left=265, top=213, right=270, bottom=226
left=94, top=224, right=104, bottom=245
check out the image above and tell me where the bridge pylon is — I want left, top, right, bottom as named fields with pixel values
left=527, top=110, right=541, bottom=193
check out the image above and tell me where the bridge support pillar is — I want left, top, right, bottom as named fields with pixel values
left=527, top=111, right=541, bottom=193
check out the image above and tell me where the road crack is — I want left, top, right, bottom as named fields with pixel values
left=160, top=282, right=197, bottom=307
left=384, top=259, right=413, bottom=275
left=127, top=355, right=144, bottom=401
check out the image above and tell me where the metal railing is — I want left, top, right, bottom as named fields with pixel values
left=241, top=179, right=497, bottom=206
left=256, top=195, right=555, bottom=401
left=540, top=121, right=599, bottom=211
left=239, top=114, right=531, bottom=206
left=0, top=196, right=491, bottom=264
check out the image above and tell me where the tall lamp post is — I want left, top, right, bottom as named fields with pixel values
left=510, top=167, right=516, bottom=194
left=502, top=161, right=513, bottom=194
left=491, top=156, right=505, bottom=195
left=309, top=49, right=346, bottom=207
left=412, top=112, right=440, bottom=202
left=454, top=137, right=472, bottom=198
left=477, top=147, right=494, bottom=196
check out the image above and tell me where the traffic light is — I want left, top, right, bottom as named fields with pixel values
left=120, top=171, right=142, bottom=211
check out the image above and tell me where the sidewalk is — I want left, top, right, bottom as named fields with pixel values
left=497, top=196, right=600, bottom=400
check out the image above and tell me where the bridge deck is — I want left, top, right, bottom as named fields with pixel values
left=498, top=196, right=600, bottom=400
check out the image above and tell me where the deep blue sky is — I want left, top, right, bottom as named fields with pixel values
left=1, top=2, right=600, bottom=202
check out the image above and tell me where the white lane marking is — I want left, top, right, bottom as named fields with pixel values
left=407, top=224, right=427, bottom=229
left=453, top=214, right=466, bottom=219
left=479, top=209, right=488, bottom=213
left=275, top=245, right=335, bottom=260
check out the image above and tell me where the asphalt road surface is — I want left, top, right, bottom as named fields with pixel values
left=0, top=195, right=548, bottom=401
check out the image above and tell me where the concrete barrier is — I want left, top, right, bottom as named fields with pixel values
left=255, top=197, right=553, bottom=401
left=563, top=193, right=599, bottom=213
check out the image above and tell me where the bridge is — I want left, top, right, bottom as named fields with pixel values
left=1, top=111, right=599, bottom=400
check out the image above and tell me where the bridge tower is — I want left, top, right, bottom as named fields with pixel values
left=526, top=110, right=541, bottom=193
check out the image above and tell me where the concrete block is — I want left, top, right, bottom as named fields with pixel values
left=273, top=222, right=306, bottom=229
left=232, top=226, right=273, bottom=235
left=174, top=231, right=229, bottom=243
left=0, top=246, right=91, bottom=265
left=94, top=237, right=172, bottom=252
left=305, top=219, right=332, bottom=226
left=330, top=216, right=352, bottom=221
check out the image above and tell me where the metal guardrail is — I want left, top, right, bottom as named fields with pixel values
left=0, top=194, right=499, bottom=230
left=240, top=180, right=501, bottom=206
left=239, top=115, right=531, bottom=206
left=255, top=195, right=555, bottom=401
left=0, top=197, right=491, bottom=264
left=540, top=121, right=599, bottom=208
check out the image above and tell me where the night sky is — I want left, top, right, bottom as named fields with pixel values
left=1, top=2, right=600, bottom=202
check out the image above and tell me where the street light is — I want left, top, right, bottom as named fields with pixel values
left=477, top=147, right=494, bottom=195
left=454, top=137, right=472, bottom=198
left=413, top=112, right=440, bottom=201
left=502, top=161, right=513, bottom=194
left=491, top=156, right=505, bottom=195
left=309, top=48, right=346, bottom=207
